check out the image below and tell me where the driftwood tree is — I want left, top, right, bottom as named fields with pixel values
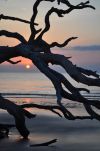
left=0, top=0, right=100, bottom=140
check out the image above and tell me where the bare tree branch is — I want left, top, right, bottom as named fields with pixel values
left=39, top=53, right=100, bottom=86
left=20, top=103, right=100, bottom=121
left=77, top=67, right=99, bottom=78
left=1, top=44, right=100, bottom=110
left=28, top=0, right=55, bottom=43
left=49, top=68, right=90, bottom=94
left=32, top=39, right=51, bottom=53
left=0, top=95, right=35, bottom=138
left=55, top=1, right=95, bottom=18
left=57, top=0, right=95, bottom=10
left=50, top=37, right=78, bottom=48
left=7, top=59, right=21, bottom=64
left=59, top=0, right=95, bottom=13
left=47, top=68, right=100, bottom=112
left=0, top=123, right=15, bottom=138
left=28, top=0, right=43, bottom=42
left=84, top=103, right=100, bottom=121
left=0, top=46, right=20, bottom=63
left=57, top=0, right=72, bottom=6
left=30, top=139, right=57, bottom=147
left=36, top=0, right=95, bottom=43
left=20, top=103, right=62, bottom=117
left=37, top=7, right=64, bottom=39
left=0, top=30, right=27, bottom=44
left=0, top=14, right=38, bottom=25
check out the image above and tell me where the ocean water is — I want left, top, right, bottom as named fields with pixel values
left=0, top=71, right=100, bottom=117
left=0, top=72, right=100, bottom=105
left=0, top=72, right=54, bottom=94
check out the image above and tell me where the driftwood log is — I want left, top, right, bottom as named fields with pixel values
left=0, top=94, right=36, bottom=138
left=0, top=123, right=15, bottom=138
left=0, top=0, right=100, bottom=141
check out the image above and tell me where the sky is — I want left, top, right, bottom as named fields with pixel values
left=0, top=0, right=100, bottom=72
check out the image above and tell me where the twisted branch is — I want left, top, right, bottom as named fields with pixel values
left=0, top=14, right=37, bottom=25
left=50, top=37, right=78, bottom=48
left=39, top=53, right=100, bottom=86
left=37, top=0, right=95, bottom=46
left=21, top=102, right=100, bottom=121
left=7, top=59, right=21, bottom=64
left=0, top=95, right=35, bottom=138
left=28, top=0, right=55, bottom=43
left=59, top=0, right=95, bottom=14
left=37, top=7, right=64, bottom=39
left=30, top=139, right=57, bottom=147
left=0, top=30, right=27, bottom=44
left=77, top=67, right=99, bottom=78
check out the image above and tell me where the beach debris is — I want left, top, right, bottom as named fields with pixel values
left=30, top=139, right=57, bottom=147
left=0, top=95, right=35, bottom=139
left=0, top=123, right=15, bottom=138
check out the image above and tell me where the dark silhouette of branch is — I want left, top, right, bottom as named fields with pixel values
left=84, top=103, right=100, bottom=121
left=37, top=7, right=64, bottom=39
left=20, top=103, right=76, bottom=119
left=0, top=123, right=15, bottom=138
left=0, top=14, right=38, bottom=25
left=37, top=1, right=95, bottom=40
left=57, top=0, right=95, bottom=10
left=46, top=68, right=100, bottom=112
left=48, top=68, right=90, bottom=94
left=39, top=53, right=100, bottom=86
left=35, top=53, right=100, bottom=112
left=0, top=95, right=35, bottom=138
left=57, top=0, right=71, bottom=6
left=28, top=0, right=55, bottom=43
left=30, top=139, right=57, bottom=147
left=20, top=102, right=100, bottom=121
left=56, top=1, right=95, bottom=16
left=30, top=39, right=51, bottom=53
left=50, top=37, right=78, bottom=48
left=77, top=67, right=99, bottom=78
left=0, top=46, right=21, bottom=63
left=0, top=44, right=100, bottom=103
left=7, top=59, right=21, bottom=64
left=1, top=44, right=100, bottom=111
left=0, top=30, right=27, bottom=44
left=28, top=0, right=42, bottom=42
left=20, top=103, right=62, bottom=117
left=59, top=0, right=95, bottom=13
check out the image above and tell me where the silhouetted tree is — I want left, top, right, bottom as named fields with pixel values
left=0, top=0, right=100, bottom=140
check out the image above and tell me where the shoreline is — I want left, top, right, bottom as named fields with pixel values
left=0, top=110, right=100, bottom=151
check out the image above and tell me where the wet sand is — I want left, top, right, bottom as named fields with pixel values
left=0, top=109, right=100, bottom=151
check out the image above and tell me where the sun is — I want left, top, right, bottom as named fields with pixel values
left=26, top=65, right=31, bottom=69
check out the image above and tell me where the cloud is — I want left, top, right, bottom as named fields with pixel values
left=68, top=45, right=100, bottom=51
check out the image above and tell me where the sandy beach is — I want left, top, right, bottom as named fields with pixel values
left=0, top=108, right=100, bottom=151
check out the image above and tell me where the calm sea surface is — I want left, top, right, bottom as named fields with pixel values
left=0, top=72, right=54, bottom=94
left=0, top=72, right=100, bottom=107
